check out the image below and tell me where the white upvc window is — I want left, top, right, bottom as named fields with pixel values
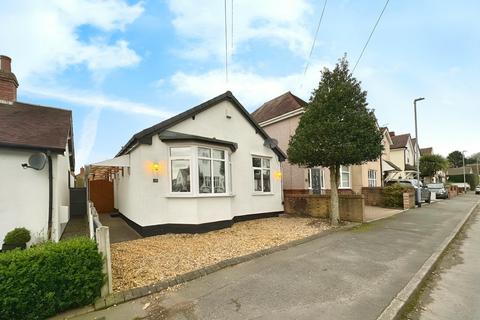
left=170, top=147, right=192, bottom=193
left=198, top=147, right=226, bottom=194
left=340, top=165, right=351, bottom=189
left=368, top=169, right=377, bottom=187
left=252, top=156, right=271, bottom=193
left=169, top=145, right=229, bottom=196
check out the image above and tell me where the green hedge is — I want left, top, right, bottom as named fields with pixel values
left=384, top=184, right=413, bottom=208
left=0, top=237, right=104, bottom=320
left=448, top=174, right=479, bottom=190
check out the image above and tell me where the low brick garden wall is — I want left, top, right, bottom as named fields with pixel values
left=284, top=194, right=364, bottom=222
left=361, top=187, right=385, bottom=207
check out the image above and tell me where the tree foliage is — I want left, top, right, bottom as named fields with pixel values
left=466, top=152, right=480, bottom=164
left=287, top=56, right=383, bottom=168
left=447, top=150, right=464, bottom=168
left=287, top=56, right=383, bottom=224
left=420, top=154, right=448, bottom=178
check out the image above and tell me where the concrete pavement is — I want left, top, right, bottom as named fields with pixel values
left=402, top=205, right=480, bottom=320
left=65, top=194, right=479, bottom=320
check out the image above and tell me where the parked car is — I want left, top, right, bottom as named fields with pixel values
left=427, top=183, right=449, bottom=199
left=386, top=179, right=431, bottom=204
left=476, top=185, right=480, bottom=195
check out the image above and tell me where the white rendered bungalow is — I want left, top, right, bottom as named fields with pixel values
left=88, top=92, right=286, bottom=236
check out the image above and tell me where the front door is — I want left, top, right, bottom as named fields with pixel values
left=311, top=168, right=322, bottom=194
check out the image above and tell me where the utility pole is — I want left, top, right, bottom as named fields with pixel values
left=462, top=150, right=467, bottom=193
left=414, top=97, right=425, bottom=206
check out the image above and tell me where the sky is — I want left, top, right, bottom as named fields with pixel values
left=1, top=0, right=478, bottom=172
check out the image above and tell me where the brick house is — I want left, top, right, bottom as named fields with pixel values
left=252, top=91, right=384, bottom=195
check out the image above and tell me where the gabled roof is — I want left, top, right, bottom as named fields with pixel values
left=447, top=167, right=474, bottom=176
left=251, top=91, right=307, bottom=124
left=390, top=133, right=411, bottom=149
left=117, top=91, right=286, bottom=161
left=0, top=101, right=74, bottom=168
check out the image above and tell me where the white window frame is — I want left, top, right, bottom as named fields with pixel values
left=339, top=165, right=351, bottom=189
left=197, top=146, right=227, bottom=195
left=368, top=169, right=377, bottom=187
left=252, top=155, right=272, bottom=194
left=169, top=146, right=193, bottom=194
left=168, top=145, right=231, bottom=197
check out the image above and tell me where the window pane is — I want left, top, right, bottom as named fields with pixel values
left=254, top=169, right=262, bottom=191
left=252, top=157, right=261, bottom=168
left=198, top=147, right=211, bottom=158
left=263, top=169, right=271, bottom=192
left=170, top=147, right=191, bottom=157
left=342, top=172, right=349, bottom=188
left=198, top=159, right=212, bottom=193
left=213, top=160, right=226, bottom=193
left=262, top=158, right=270, bottom=168
left=171, top=160, right=190, bottom=192
left=212, top=149, right=225, bottom=159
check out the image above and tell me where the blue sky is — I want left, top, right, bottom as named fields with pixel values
left=2, top=0, right=478, bottom=171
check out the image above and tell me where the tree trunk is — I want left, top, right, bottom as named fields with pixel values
left=329, top=164, right=340, bottom=226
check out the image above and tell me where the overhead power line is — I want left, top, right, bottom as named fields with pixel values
left=303, top=0, right=328, bottom=77
left=352, top=0, right=391, bottom=73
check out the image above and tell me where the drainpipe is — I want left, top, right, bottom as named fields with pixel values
left=47, top=151, right=53, bottom=240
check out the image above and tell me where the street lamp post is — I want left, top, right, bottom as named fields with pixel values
left=462, top=150, right=467, bottom=193
left=414, top=97, right=425, bottom=207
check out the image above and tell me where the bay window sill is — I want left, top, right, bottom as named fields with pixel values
left=252, top=192, right=274, bottom=196
left=166, top=193, right=236, bottom=198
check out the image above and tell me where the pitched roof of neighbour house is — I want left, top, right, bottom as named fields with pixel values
left=420, top=147, right=433, bottom=156
left=117, top=91, right=286, bottom=161
left=447, top=167, right=474, bottom=176
left=0, top=101, right=74, bottom=168
left=390, top=133, right=411, bottom=149
left=251, top=91, right=307, bottom=124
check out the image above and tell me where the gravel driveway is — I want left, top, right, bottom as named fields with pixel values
left=111, top=215, right=331, bottom=291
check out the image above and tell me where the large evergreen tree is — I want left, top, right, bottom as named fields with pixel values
left=420, top=154, right=448, bottom=178
left=288, top=57, right=383, bottom=225
left=447, top=150, right=464, bottom=168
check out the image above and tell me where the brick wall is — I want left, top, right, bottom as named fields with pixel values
left=284, top=194, right=364, bottom=222
left=361, top=187, right=384, bottom=206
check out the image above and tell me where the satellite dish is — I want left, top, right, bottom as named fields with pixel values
left=28, top=153, right=47, bottom=170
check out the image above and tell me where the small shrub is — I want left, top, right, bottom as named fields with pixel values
left=4, top=227, right=31, bottom=245
left=0, top=237, right=104, bottom=320
left=384, top=184, right=413, bottom=208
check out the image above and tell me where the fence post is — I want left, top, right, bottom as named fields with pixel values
left=96, top=226, right=112, bottom=297
left=403, top=192, right=410, bottom=210
left=88, top=202, right=94, bottom=239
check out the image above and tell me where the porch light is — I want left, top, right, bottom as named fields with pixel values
left=274, top=171, right=282, bottom=180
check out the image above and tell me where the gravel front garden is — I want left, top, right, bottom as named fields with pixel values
left=111, top=215, right=332, bottom=291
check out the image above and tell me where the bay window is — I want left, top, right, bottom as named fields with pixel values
left=252, top=156, right=271, bottom=193
left=170, top=146, right=228, bottom=195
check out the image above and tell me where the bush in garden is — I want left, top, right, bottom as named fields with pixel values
left=0, top=237, right=104, bottom=320
left=3, top=227, right=31, bottom=245
left=383, top=184, right=413, bottom=208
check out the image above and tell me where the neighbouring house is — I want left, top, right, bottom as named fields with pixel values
left=86, top=91, right=286, bottom=236
left=0, top=55, right=75, bottom=245
left=251, top=91, right=383, bottom=195
left=420, top=147, right=433, bottom=156
left=387, top=132, right=419, bottom=180
left=419, top=146, right=445, bottom=183
left=379, top=127, right=401, bottom=183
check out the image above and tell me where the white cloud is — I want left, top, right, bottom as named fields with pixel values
left=167, top=0, right=313, bottom=60
left=170, top=61, right=330, bottom=109
left=76, top=107, right=102, bottom=171
left=24, top=86, right=173, bottom=118
left=0, top=0, right=144, bottom=81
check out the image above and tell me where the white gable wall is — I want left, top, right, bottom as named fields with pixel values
left=114, top=100, right=283, bottom=227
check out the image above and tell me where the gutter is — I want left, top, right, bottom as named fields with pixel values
left=47, top=151, right=53, bottom=240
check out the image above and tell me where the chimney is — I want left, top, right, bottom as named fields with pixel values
left=0, top=55, right=19, bottom=103
left=389, top=131, right=395, bottom=137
